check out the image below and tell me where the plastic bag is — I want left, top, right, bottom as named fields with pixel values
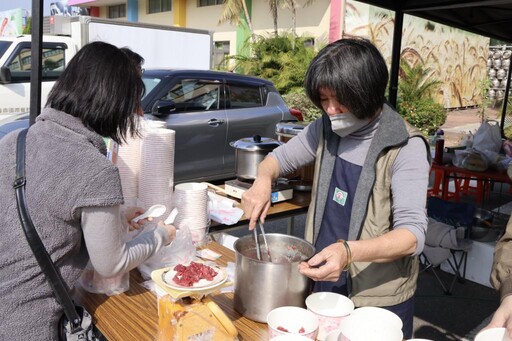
left=207, top=191, right=244, bottom=225
left=138, top=224, right=196, bottom=280
left=79, top=262, right=130, bottom=296
left=472, top=120, right=502, bottom=154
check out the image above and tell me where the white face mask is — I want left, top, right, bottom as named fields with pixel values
left=329, top=112, right=369, bottom=137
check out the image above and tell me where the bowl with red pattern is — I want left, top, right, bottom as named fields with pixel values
left=305, top=292, right=354, bottom=340
left=267, top=306, right=319, bottom=340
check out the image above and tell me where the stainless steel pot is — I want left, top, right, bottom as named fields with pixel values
left=230, top=135, right=282, bottom=180
left=233, top=233, right=315, bottom=322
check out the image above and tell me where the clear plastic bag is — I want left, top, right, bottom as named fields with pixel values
left=79, top=262, right=130, bottom=296
left=472, top=120, right=502, bottom=154
left=138, top=223, right=196, bottom=280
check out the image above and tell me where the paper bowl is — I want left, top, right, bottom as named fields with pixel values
left=267, top=306, right=319, bottom=340
left=350, top=306, right=403, bottom=330
left=475, top=328, right=512, bottom=341
left=339, top=313, right=403, bottom=341
left=305, top=292, right=354, bottom=340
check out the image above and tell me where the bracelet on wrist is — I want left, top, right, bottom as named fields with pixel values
left=337, top=239, right=352, bottom=271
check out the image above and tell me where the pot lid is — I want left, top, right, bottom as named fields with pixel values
left=231, top=135, right=282, bottom=151
left=275, top=121, right=308, bottom=136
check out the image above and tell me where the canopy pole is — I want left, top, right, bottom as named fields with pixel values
left=29, top=0, right=44, bottom=126
left=388, top=9, right=404, bottom=108
left=500, top=52, right=512, bottom=137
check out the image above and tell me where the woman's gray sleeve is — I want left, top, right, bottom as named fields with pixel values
left=391, top=136, right=430, bottom=256
left=270, top=118, right=322, bottom=176
left=81, top=206, right=170, bottom=277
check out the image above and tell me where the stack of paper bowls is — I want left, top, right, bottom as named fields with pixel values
left=117, top=133, right=142, bottom=206
left=173, top=182, right=210, bottom=246
left=138, top=122, right=175, bottom=211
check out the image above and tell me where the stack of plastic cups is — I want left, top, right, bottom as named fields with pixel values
left=173, top=182, right=210, bottom=246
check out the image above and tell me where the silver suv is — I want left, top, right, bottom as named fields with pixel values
left=142, top=69, right=298, bottom=183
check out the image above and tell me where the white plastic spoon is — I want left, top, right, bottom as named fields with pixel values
left=131, top=204, right=167, bottom=223
left=164, top=208, right=178, bottom=225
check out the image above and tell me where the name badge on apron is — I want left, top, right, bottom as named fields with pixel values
left=333, top=187, right=348, bottom=206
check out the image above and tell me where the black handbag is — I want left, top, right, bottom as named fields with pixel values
left=13, top=128, right=101, bottom=341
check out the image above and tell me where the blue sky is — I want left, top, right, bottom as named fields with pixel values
left=0, top=0, right=51, bottom=16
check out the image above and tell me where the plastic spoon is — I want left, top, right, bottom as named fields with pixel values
left=131, top=204, right=166, bottom=223
left=164, top=208, right=178, bottom=225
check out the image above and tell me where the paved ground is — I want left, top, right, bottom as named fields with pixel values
left=441, top=107, right=501, bottom=147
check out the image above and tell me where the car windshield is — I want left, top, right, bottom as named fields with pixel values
left=0, top=41, right=12, bottom=60
left=142, top=75, right=162, bottom=100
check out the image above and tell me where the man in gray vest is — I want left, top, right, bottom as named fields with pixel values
left=241, top=37, right=430, bottom=339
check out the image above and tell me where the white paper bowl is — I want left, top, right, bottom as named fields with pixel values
left=305, top=292, right=354, bottom=340
left=175, top=182, right=208, bottom=192
left=267, top=306, right=319, bottom=340
left=475, top=328, right=512, bottom=341
left=350, top=306, right=403, bottom=330
left=339, top=313, right=403, bottom=341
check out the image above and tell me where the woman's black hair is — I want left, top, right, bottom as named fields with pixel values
left=304, top=37, right=389, bottom=119
left=45, top=41, right=145, bottom=144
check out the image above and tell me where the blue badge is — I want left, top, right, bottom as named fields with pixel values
left=333, top=187, right=348, bottom=206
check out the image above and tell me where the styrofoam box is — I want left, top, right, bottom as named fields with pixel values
left=440, top=240, right=496, bottom=288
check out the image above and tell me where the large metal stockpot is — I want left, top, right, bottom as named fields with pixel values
left=233, top=233, right=315, bottom=322
left=230, top=135, right=282, bottom=180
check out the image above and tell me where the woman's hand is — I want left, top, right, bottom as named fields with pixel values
left=298, top=241, right=349, bottom=282
left=123, top=206, right=151, bottom=231
left=241, top=156, right=280, bottom=230
left=157, top=221, right=176, bottom=245
left=484, top=295, right=512, bottom=337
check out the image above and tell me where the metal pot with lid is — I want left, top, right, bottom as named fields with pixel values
left=275, top=121, right=314, bottom=191
left=230, top=135, right=282, bottom=180
left=275, top=121, right=308, bottom=142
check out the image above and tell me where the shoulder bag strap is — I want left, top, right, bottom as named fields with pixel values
left=13, top=128, right=83, bottom=332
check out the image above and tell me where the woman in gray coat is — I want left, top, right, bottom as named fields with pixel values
left=0, top=42, right=175, bottom=340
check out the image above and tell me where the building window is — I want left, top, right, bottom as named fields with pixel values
left=198, top=0, right=225, bottom=7
left=108, top=4, right=126, bottom=18
left=148, top=0, right=172, bottom=13
left=304, top=38, right=315, bottom=48
left=213, top=41, right=230, bottom=68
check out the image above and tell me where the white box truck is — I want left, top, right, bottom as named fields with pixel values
left=0, top=16, right=213, bottom=116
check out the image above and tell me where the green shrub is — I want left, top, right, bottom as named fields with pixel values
left=397, top=98, right=447, bottom=136
left=282, top=90, right=322, bottom=123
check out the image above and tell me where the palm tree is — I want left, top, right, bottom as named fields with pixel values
left=219, top=0, right=255, bottom=43
left=279, top=0, right=316, bottom=37
left=268, top=0, right=278, bottom=36
left=398, top=60, right=442, bottom=103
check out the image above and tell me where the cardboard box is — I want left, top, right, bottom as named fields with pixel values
left=440, top=240, right=496, bottom=288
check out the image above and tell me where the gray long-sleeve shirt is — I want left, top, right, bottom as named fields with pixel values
left=270, top=113, right=430, bottom=254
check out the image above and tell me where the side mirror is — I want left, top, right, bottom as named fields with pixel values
left=0, top=66, right=12, bottom=84
left=151, top=100, right=176, bottom=116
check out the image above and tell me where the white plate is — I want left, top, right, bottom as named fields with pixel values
left=162, top=263, right=227, bottom=291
